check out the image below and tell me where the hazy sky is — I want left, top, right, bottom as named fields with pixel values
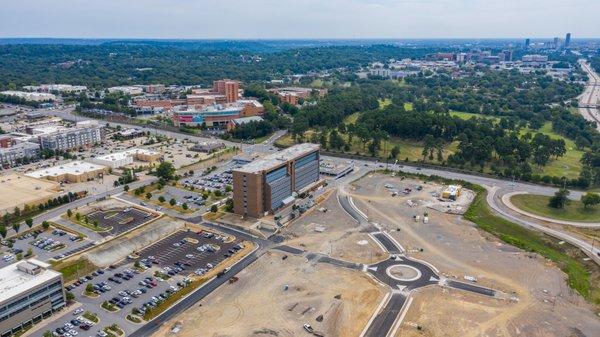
left=1, top=0, right=599, bottom=39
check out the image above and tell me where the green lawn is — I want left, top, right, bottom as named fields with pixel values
left=52, top=258, right=98, bottom=283
left=276, top=130, right=458, bottom=163
left=511, top=194, right=600, bottom=222
left=463, top=186, right=598, bottom=307
left=449, top=110, right=500, bottom=122
left=520, top=122, right=583, bottom=179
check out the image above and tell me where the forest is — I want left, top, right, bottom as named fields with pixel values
left=0, top=43, right=439, bottom=90
left=288, top=68, right=600, bottom=187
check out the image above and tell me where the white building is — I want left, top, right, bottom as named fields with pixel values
left=23, top=84, right=87, bottom=93
left=0, top=259, right=65, bottom=336
left=91, top=148, right=161, bottom=168
left=0, top=91, right=56, bottom=102
left=107, top=86, right=144, bottom=96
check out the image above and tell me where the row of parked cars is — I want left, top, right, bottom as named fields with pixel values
left=181, top=170, right=232, bottom=193
left=52, top=312, right=96, bottom=337
left=30, top=236, right=65, bottom=251
left=65, top=269, right=105, bottom=291
left=135, top=279, right=190, bottom=316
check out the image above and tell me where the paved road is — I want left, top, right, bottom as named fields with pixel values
left=326, top=155, right=600, bottom=264
left=5, top=178, right=156, bottom=239
left=129, top=249, right=260, bottom=337
left=445, top=279, right=496, bottom=297
left=578, top=60, right=600, bottom=130
left=362, top=293, right=407, bottom=337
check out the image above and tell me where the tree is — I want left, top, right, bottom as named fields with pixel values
left=65, top=291, right=75, bottom=302
left=75, top=212, right=81, bottom=221
left=146, top=192, right=152, bottom=200
left=210, top=205, right=218, bottom=213
left=86, top=283, right=95, bottom=294
left=156, top=161, right=176, bottom=181
left=581, top=192, right=600, bottom=209
left=548, top=189, right=570, bottom=209
left=390, top=145, right=400, bottom=159
left=66, top=209, right=73, bottom=218
left=182, top=203, right=188, bottom=210
left=25, top=218, right=33, bottom=229
left=158, top=196, right=166, bottom=203
left=0, top=226, right=7, bottom=239
left=42, top=221, right=50, bottom=230
left=225, top=198, right=234, bottom=211
left=12, top=223, right=20, bottom=233
left=44, top=331, right=53, bottom=337
left=169, top=198, right=176, bottom=206
left=123, top=184, right=130, bottom=192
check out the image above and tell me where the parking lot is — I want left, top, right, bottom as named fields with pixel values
left=180, top=168, right=232, bottom=194
left=1, top=226, right=94, bottom=266
left=136, top=229, right=242, bottom=277
left=86, top=207, right=157, bottom=237
left=36, top=227, right=243, bottom=337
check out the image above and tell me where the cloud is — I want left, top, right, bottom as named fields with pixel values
left=0, top=0, right=598, bottom=38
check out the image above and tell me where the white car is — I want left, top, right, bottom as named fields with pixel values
left=69, top=329, right=78, bottom=336
left=72, top=308, right=83, bottom=315
left=97, top=332, right=108, bottom=337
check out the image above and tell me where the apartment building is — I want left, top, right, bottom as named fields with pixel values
left=212, top=80, right=239, bottom=103
left=0, top=142, right=41, bottom=168
left=0, top=260, right=65, bottom=337
left=38, top=124, right=102, bottom=151
left=233, top=143, right=320, bottom=218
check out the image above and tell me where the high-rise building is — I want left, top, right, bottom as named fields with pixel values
left=232, top=143, right=320, bottom=218
left=0, top=142, right=41, bottom=168
left=212, top=80, right=239, bottom=103
left=565, top=33, right=571, bottom=48
left=525, top=38, right=530, bottom=49
left=553, top=37, right=560, bottom=49
left=0, top=260, right=65, bottom=336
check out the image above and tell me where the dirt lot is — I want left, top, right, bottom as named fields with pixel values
left=281, top=192, right=385, bottom=264
left=152, top=250, right=385, bottom=337
left=347, top=173, right=600, bottom=337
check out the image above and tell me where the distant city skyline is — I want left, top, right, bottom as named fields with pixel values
left=0, top=0, right=599, bottom=39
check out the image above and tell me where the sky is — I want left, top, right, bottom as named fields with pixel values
left=1, top=0, right=599, bottom=39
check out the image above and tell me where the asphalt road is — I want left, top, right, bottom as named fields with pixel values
left=362, top=293, right=407, bottom=337
left=129, top=249, right=260, bottom=337
left=445, top=279, right=496, bottom=297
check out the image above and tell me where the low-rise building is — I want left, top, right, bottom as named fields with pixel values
left=191, top=140, right=226, bottom=153
left=0, top=142, right=41, bottom=168
left=26, top=161, right=109, bottom=183
left=0, top=91, right=56, bottom=102
left=91, top=148, right=162, bottom=168
left=38, top=123, right=103, bottom=151
left=0, top=259, right=65, bottom=336
left=173, top=100, right=264, bottom=128
left=107, top=86, right=144, bottom=96
left=227, top=116, right=264, bottom=131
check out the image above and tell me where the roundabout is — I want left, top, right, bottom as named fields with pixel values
left=386, top=264, right=421, bottom=282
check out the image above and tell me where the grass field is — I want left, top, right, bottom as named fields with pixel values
left=520, top=122, right=584, bottom=179
left=52, top=257, right=98, bottom=283
left=463, top=186, right=599, bottom=307
left=510, top=194, right=600, bottom=222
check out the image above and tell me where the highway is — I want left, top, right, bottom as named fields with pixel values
left=578, top=60, right=600, bottom=130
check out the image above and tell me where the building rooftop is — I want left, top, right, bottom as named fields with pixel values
left=0, top=259, right=60, bottom=302
left=26, top=160, right=106, bottom=179
left=235, top=143, right=320, bottom=173
left=93, top=148, right=160, bottom=163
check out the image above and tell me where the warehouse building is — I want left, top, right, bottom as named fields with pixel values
left=233, top=143, right=320, bottom=218
left=26, top=161, right=108, bottom=183
left=91, top=148, right=162, bottom=168
left=0, top=259, right=65, bottom=337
